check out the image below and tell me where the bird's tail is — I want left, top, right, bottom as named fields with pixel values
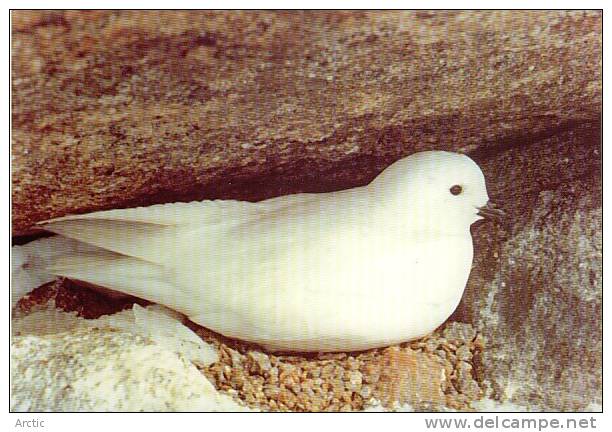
left=12, top=235, right=178, bottom=310
left=47, top=250, right=176, bottom=307
left=11, top=236, right=99, bottom=307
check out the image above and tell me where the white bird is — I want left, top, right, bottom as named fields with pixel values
left=39, top=150, right=502, bottom=352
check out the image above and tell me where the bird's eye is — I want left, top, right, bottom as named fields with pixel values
left=450, top=185, right=463, bottom=195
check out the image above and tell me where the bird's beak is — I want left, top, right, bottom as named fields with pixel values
left=477, top=201, right=505, bottom=222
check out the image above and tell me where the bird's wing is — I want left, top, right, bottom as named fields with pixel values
left=41, top=200, right=253, bottom=226
left=38, top=194, right=320, bottom=264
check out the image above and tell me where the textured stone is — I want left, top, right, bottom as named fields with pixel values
left=449, top=123, right=602, bottom=411
left=12, top=10, right=601, bottom=235
left=442, top=322, right=477, bottom=345
left=246, top=351, right=272, bottom=375
left=375, top=347, right=446, bottom=410
left=11, top=308, right=249, bottom=411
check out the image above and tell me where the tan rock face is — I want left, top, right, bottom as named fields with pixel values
left=12, top=10, right=602, bottom=411
left=12, top=10, right=601, bottom=235
left=374, top=347, right=445, bottom=409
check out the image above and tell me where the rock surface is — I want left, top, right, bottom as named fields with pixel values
left=11, top=10, right=602, bottom=411
left=11, top=303, right=248, bottom=411
left=12, top=10, right=601, bottom=235
left=453, top=124, right=602, bottom=410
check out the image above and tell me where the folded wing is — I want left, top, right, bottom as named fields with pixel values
left=39, top=194, right=318, bottom=264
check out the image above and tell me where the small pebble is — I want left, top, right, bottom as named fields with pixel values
left=247, top=351, right=272, bottom=374
left=456, top=345, right=472, bottom=361
left=443, top=322, right=476, bottom=344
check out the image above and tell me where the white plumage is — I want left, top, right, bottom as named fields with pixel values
left=39, top=150, right=498, bottom=352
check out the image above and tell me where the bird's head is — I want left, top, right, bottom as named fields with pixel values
left=369, top=151, right=504, bottom=233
